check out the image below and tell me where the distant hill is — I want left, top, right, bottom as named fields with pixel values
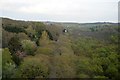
left=2, top=17, right=119, bottom=42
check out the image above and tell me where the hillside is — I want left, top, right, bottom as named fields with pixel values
left=1, top=18, right=120, bottom=79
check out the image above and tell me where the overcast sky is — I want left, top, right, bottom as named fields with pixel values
left=0, top=0, right=119, bottom=23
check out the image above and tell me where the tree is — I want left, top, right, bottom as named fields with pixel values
left=2, top=48, right=14, bottom=64
left=45, top=24, right=63, bottom=41
left=8, top=35, right=22, bottom=54
left=39, top=31, right=50, bottom=46
left=8, top=36, right=23, bottom=66
left=105, top=64, right=118, bottom=79
left=14, top=57, right=49, bottom=78
left=2, top=48, right=15, bottom=78
left=2, top=29, right=15, bottom=48
left=36, top=31, right=56, bottom=55
left=34, top=22, right=45, bottom=31
left=110, top=35, right=118, bottom=44
left=90, top=27, right=95, bottom=32
left=53, top=55, right=76, bottom=78
left=25, top=25, right=36, bottom=41
left=21, top=40, right=37, bottom=55
left=35, top=47, right=53, bottom=55
left=3, top=25, right=25, bottom=33
left=17, top=33, right=30, bottom=41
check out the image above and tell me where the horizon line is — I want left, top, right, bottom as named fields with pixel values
left=1, top=16, right=118, bottom=24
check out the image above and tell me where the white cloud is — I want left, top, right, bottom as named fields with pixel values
left=0, top=0, right=119, bottom=22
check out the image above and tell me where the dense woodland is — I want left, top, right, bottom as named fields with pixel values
left=1, top=18, right=120, bottom=79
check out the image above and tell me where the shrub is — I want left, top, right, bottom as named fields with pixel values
left=39, top=31, right=50, bottom=46
left=2, top=48, right=14, bottom=65
left=8, top=36, right=22, bottom=54
left=77, top=74, right=90, bottom=78
left=2, top=29, right=15, bottom=48
left=54, top=55, right=76, bottom=78
left=17, top=33, right=30, bottom=41
left=105, top=64, right=118, bottom=79
left=2, top=48, right=16, bottom=78
left=35, top=47, right=53, bottom=55
left=2, top=63, right=15, bottom=78
left=15, top=57, right=49, bottom=78
left=21, top=40, right=37, bottom=55
left=12, top=53, right=23, bottom=66
left=25, top=25, right=36, bottom=41
left=3, top=25, right=25, bottom=33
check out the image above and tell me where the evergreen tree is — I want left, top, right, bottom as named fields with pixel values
left=39, top=31, right=50, bottom=46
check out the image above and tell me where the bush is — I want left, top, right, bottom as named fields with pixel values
left=2, top=48, right=16, bottom=78
left=25, top=25, right=36, bottom=41
left=2, top=48, right=14, bottom=65
left=35, top=47, right=53, bottom=55
left=2, top=63, right=15, bottom=78
left=15, top=57, right=49, bottom=78
left=3, top=25, right=25, bottom=33
left=105, top=64, right=118, bottom=79
left=21, top=40, right=37, bottom=55
left=77, top=74, right=90, bottom=78
left=8, top=36, right=22, bottom=54
left=39, top=31, right=50, bottom=46
left=110, top=35, right=118, bottom=44
left=8, top=36, right=23, bottom=66
left=94, top=76, right=108, bottom=78
left=54, top=55, right=76, bottom=78
left=2, top=29, right=15, bottom=48
left=17, top=33, right=30, bottom=41
left=12, top=53, right=23, bottom=66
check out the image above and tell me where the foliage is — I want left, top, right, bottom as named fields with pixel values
left=72, top=37, right=119, bottom=79
left=17, top=33, right=30, bottom=41
left=45, top=24, right=63, bottom=41
left=110, top=34, right=118, bottom=44
left=2, top=48, right=16, bottom=78
left=8, top=35, right=22, bottom=54
left=2, top=63, right=15, bottom=78
left=14, top=56, right=49, bottom=78
left=3, top=25, right=25, bottom=33
left=34, top=22, right=45, bottom=32
left=90, top=27, right=95, bottom=32
left=2, top=18, right=119, bottom=78
left=2, top=48, right=14, bottom=65
left=54, top=55, right=76, bottom=78
left=8, top=36, right=23, bottom=66
left=72, top=37, right=100, bottom=56
left=2, top=29, right=15, bottom=48
left=39, top=31, right=51, bottom=46
left=21, top=40, right=37, bottom=55
left=12, top=53, right=23, bottom=66
left=46, top=30, right=54, bottom=40
left=35, top=47, right=53, bottom=55
left=25, top=25, right=36, bottom=41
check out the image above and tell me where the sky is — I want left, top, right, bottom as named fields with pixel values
left=0, top=0, right=119, bottom=23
